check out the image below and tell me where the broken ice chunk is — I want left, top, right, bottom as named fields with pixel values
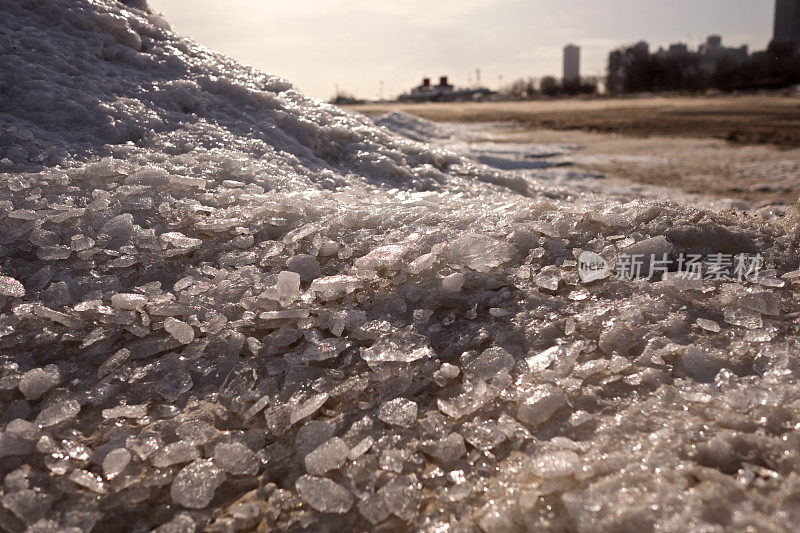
left=572, top=359, right=609, bottom=379
left=295, top=475, right=353, bottom=514
left=289, top=393, right=329, bottom=425
left=0, top=488, right=52, bottom=523
left=318, top=239, right=340, bottom=257
left=163, top=317, right=195, bottom=344
left=348, top=436, right=374, bottom=460
left=102, top=448, right=131, bottom=480
left=441, top=272, right=465, bottom=293
left=598, top=323, right=638, bottom=356
left=378, top=474, right=420, bottom=521
left=35, top=399, right=80, bottom=427
left=68, top=469, right=107, bottom=494
left=152, top=442, right=200, bottom=468
left=304, top=437, right=348, bottom=475
left=170, top=175, right=207, bottom=189
left=156, top=370, right=194, bottom=402
left=276, top=270, right=301, bottom=301
left=358, top=492, right=392, bottom=525
left=464, top=347, right=515, bottom=380
left=407, top=252, right=437, bottom=275
left=681, top=346, right=724, bottom=382
left=243, top=395, right=271, bottom=421
left=447, top=234, right=514, bottom=272
left=97, top=348, right=130, bottom=378
left=535, top=266, right=561, bottom=292
left=70, top=234, right=95, bottom=252
left=126, top=433, right=163, bottom=461
left=379, top=448, right=404, bottom=472
left=170, top=459, right=226, bottom=509
left=18, top=365, right=60, bottom=400
left=569, top=410, right=592, bottom=427
left=517, top=385, right=567, bottom=427
left=531, top=450, right=580, bottom=478
left=296, top=419, right=337, bottom=457
left=526, top=346, right=558, bottom=373
left=32, top=305, right=83, bottom=328
left=0, top=276, right=25, bottom=297
left=479, top=507, right=517, bottom=533
left=361, top=331, right=433, bottom=364
left=354, top=243, right=408, bottom=271
left=301, top=337, right=351, bottom=362
left=621, top=236, right=672, bottom=276
left=213, top=442, right=259, bottom=476
left=110, top=293, right=147, bottom=310
left=258, top=309, right=310, bottom=321
left=696, top=318, right=721, bottom=333
left=309, top=275, right=361, bottom=301
left=461, top=419, right=506, bottom=451
left=153, top=513, right=196, bottom=533
left=286, top=254, right=321, bottom=282
left=175, top=420, right=217, bottom=445
left=102, top=404, right=148, bottom=419
left=421, top=433, right=466, bottom=464
left=433, top=362, right=460, bottom=386
left=160, top=231, right=202, bottom=249
left=723, top=308, right=763, bottom=330
left=377, top=398, right=418, bottom=428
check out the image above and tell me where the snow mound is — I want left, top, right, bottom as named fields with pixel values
left=373, top=111, right=453, bottom=143
left=1, top=1, right=800, bottom=531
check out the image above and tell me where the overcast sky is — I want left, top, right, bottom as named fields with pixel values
left=148, top=0, right=776, bottom=99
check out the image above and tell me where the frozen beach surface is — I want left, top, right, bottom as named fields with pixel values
left=1, top=1, right=800, bottom=531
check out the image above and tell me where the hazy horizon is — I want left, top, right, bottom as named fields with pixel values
left=148, top=0, right=776, bottom=99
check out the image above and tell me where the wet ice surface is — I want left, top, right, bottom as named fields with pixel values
left=1, top=1, right=800, bottom=532
left=377, top=114, right=754, bottom=211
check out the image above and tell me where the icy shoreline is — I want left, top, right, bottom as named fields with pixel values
left=1, top=1, right=800, bottom=532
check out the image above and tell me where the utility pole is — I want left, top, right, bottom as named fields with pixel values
left=476, top=68, right=481, bottom=88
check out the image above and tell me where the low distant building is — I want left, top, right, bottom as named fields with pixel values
left=698, top=35, right=748, bottom=71
left=654, top=35, right=748, bottom=70
left=398, top=76, right=492, bottom=102
left=668, top=43, right=689, bottom=56
left=563, top=44, right=580, bottom=84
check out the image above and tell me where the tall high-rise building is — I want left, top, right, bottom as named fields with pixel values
left=563, top=44, right=580, bottom=84
left=774, top=0, right=800, bottom=44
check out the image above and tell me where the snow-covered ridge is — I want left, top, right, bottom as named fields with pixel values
left=1, top=1, right=800, bottom=531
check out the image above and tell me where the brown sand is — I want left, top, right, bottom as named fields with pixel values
left=347, top=95, right=800, bottom=148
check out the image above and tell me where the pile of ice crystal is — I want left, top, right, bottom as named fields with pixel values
left=1, top=1, right=800, bottom=531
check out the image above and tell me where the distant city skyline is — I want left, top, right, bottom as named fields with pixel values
left=148, top=0, right=775, bottom=99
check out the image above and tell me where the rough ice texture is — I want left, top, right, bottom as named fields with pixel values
left=1, top=0, right=799, bottom=531
left=377, top=398, right=419, bottom=428
left=295, top=475, right=353, bottom=514
left=170, top=459, right=226, bottom=509
left=17, top=365, right=60, bottom=400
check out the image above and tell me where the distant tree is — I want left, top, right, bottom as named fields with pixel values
left=579, top=77, right=599, bottom=94
left=539, top=76, right=560, bottom=96
left=506, top=77, right=537, bottom=98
